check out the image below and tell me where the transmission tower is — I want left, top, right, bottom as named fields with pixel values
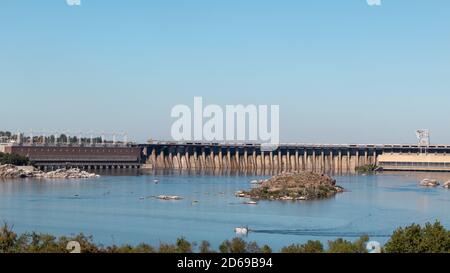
left=416, top=129, right=430, bottom=154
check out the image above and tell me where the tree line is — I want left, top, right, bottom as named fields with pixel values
left=0, top=221, right=448, bottom=253
left=1, top=131, right=104, bottom=145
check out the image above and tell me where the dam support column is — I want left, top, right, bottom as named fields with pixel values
left=268, top=150, right=272, bottom=171
left=356, top=150, right=360, bottom=168
left=185, top=152, right=190, bottom=169
left=312, top=150, right=316, bottom=172
left=159, top=150, right=165, bottom=169
left=320, top=150, right=324, bottom=172
left=260, top=151, right=264, bottom=170
left=303, top=150, right=307, bottom=171
left=286, top=150, right=290, bottom=171
left=278, top=151, right=282, bottom=171
left=210, top=150, right=216, bottom=170
left=168, top=152, right=173, bottom=169
left=347, top=151, right=351, bottom=173
left=202, top=150, right=206, bottom=169
left=151, top=149, right=157, bottom=169
left=219, top=150, right=223, bottom=170
left=244, top=150, right=248, bottom=171
left=330, top=150, right=334, bottom=173
left=176, top=152, right=182, bottom=169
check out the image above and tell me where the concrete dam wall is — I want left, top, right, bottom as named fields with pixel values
left=141, top=143, right=383, bottom=173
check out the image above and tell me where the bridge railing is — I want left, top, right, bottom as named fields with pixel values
left=143, top=141, right=450, bottom=149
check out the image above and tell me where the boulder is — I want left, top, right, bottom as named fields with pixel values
left=420, top=179, right=440, bottom=187
left=0, top=164, right=100, bottom=180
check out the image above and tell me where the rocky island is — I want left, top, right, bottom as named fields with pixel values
left=237, top=171, right=344, bottom=201
left=0, top=164, right=100, bottom=179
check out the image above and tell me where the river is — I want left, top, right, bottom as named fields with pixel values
left=0, top=170, right=449, bottom=251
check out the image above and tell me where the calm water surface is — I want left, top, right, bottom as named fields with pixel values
left=0, top=171, right=449, bottom=250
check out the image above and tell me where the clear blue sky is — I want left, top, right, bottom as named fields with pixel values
left=1, top=0, right=449, bottom=144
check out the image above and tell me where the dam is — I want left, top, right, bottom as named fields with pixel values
left=140, top=142, right=450, bottom=173
left=4, top=140, right=450, bottom=173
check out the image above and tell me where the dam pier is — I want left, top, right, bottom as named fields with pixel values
left=141, top=142, right=450, bottom=173
left=141, top=143, right=379, bottom=173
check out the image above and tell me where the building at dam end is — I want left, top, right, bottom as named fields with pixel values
left=1, top=143, right=142, bottom=171
left=378, top=153, right=450, bottom=172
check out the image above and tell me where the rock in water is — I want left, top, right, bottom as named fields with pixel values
left=419, top=179, right=440, bottom=187
left=239, top=171, right=344, bottom=201
left=44, top=168, right=99, bottom=179
left=156, top=195, right=183, bottom=201
left=0, top=164, right=100, bottom=179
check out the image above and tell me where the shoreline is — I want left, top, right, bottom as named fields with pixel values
left=0, top=164, right=100, bottom=179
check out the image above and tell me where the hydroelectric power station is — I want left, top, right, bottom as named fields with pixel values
left=2, top=131, right=450, bottom=172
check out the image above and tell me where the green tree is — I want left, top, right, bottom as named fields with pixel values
left=106, top=243, right=155, bottom=253
left=385, top=221, right=450, bottom=253
left=261, top=244, right=273, bottom=254
left=219, top=238, right=267, bottom=253
left=25, top=233, right=60, bottom=253
left=246, top=242, right=262, bottom=253
left=219, top=238, right=248, bottom=253
left=176, top=237, right=194, bottom=253
left=327, top=236, right=369, bottom=253
left=0, top=152, right=30, bottom=166
left=281, top=240, right=324, bottom=253
left=0, top=223, right=18, bottom=253
left=199, top=240, right=215, bottom=253
left=158, top=243, right=178, bottom=253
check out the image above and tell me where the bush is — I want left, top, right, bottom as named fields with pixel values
left=0, top=222, right=449, bottom=253
left=219, top=238, right=269, bottom=253
left=281, top=240, right=324, bottom=253
left=355, top=164, right=379, bottom=173
left=0, top=152, right=30, bottom=166
left=327, top=236, right=369, bottom=253
left=199, top=240, right=215, bottom=253
left=0, top=223, right=18, bottom=253
left=176, top=237, right=195, bottom=253
left=384, top=221, right=450, bottom=253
